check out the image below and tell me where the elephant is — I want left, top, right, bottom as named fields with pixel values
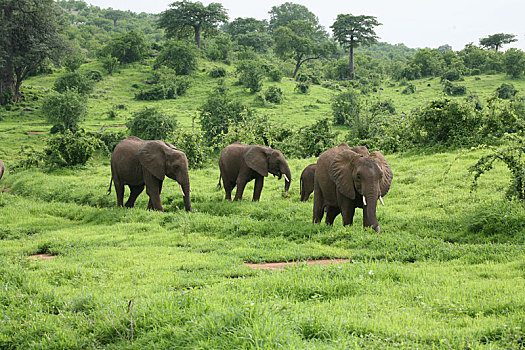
left=109, top=136, right=191, bottom=212
left=0, top=158, right=4, bottom=181
left=300, top=147, right=369, bottom=202
left=218, top=142, right=292, bottom=201
left=313, top=142, right=393, bottom=232
left=300, top=164, right=316, bottom=202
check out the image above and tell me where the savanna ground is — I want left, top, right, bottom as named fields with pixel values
left=1, top=62, right=525, bottom=348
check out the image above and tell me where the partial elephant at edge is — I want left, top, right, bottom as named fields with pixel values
left=0, top=158, right=4, bottom=181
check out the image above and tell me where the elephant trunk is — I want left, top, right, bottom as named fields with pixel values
left=177, top=172, right=191, bottom=212
left=282, top=164, right=292, bottom=193
left=364, top=192, right=380, bottom=232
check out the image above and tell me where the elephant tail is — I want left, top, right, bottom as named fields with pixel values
left=216, top=173, right=222, bottom=190
left=107, top=178, right=113, bottom=196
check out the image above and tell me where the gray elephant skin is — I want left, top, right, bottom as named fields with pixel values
left=0, top=158, right=4, bottom=181
left=313, top=143, right=393, bottom=232
left=300, top=147, right=368, bottom=202
left=218, top=142, right=292, bottom=201
left=300, top=164, right=316, bottom=202
left=109, top=136, right=191, bottom=211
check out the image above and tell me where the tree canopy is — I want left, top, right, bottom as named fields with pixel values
left=331, top=14, right=381, bottom=79
left=268, top=2, right=319, bottom=32
left=157, top=0, right=228, bottom=48
left=479, top=33, right=517, bottom=52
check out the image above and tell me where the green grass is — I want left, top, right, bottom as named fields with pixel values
left=1, top=62, right=525, bottom=348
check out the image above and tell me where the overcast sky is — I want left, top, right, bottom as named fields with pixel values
left=86, top=0, right=525, bottom=51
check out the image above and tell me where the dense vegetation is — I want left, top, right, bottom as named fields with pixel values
left=1, top=0, right=525, bottom=348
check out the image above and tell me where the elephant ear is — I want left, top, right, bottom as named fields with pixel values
left=370, top=151, right=393, bottom=196
left=329, top=150, right=362, bottom=199
left=244, top=146, right=271, bottom=177
left=163, top=142, right=178, bottom=150
left=138, top=141, right=166, bottom=181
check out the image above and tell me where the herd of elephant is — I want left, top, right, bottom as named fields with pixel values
left=108, top=136, right=393, bottom=232
left=0, top=136, right=393, bottom=232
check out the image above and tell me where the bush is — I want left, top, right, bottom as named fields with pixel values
left=496, top=83, right=518, bottom=99
left=86, top=70, right=103, bottom=82
left=172, top=128, right=210, bottom=169
left=264, top=86, right=283, bottom=104
left=100, top=30, right=148, bottom=64
left=443, top=81, right=467, bottom=96
left=236, top=60, right=266, bottom=93
left=266, top=65, right=282, bottom=82
left=295, top=82, right=310, bottom=94
left=127, top=108, right=178, bottom=140
left=401, top=84, right=416, bottom=94
left=480, top=97, right=525, bottom=139
left=43, top=130, right=102, bottom=168
left=53, top=71, right=94, bottom=95
left=293, top=119, right=339, bottom=158
left=135, top=76, right=190, bottom=101
left=94, top=129, right=127, bottom=152
left=332, top=90, right=362, bottom=125
left=101, top=56, right=119, bottom=75
left=155, top=40, right=198, bottom=75
left=295, top=72, right=321, bottom=85
left=441, top=69, right=463, bottom=82
left=370, top=99, right=396, bottom=115
left=42, top=90, right=87, bottom=132
left=199, top=84, right=251, bottom=145
left=209, top=66, right=227, bottom=78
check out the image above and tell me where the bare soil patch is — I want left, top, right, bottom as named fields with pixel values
left=28, top=254, right=55, bottom=260
left=245, top=259, right=351, bottom=270
left=28, top=131, right=44, bottom=135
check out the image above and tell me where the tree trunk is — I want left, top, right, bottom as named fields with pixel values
left=194, top=26, right=201, bottom=49
left=349, top=39, right=355, bottom=80
left=0, top=3, right=15, bottom=105
left=292, top=54, right=304, bottom=78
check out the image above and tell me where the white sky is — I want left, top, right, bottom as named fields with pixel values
left=86, top=0, right=525, bottom=51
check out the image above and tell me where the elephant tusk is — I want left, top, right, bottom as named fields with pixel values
left=379, top=196, right=385, bottom=206
left=363, top=195, right=367, bottom=206
left=283, top=174, right=290, bottom=182
left=179, top=185, right=185, bottom=197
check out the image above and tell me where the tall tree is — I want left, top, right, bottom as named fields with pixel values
left=274, top=20, right=335, bottom=78
left=268, top=2, right=318, bottom=32
left=479, top=33, right=517, bottom=52
left=0, top=0, right=65, bottom=105
left=158, top=0, right=228, bottom=49
left=331, top=14, right=381, bottom=79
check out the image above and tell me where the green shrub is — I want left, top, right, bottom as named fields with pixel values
left=295, top=72, right=321, bottom=85
left=264, top=86, right=283, bottom=104
left=370, top=99, right=396, bottom=115
left=293, top=119, right=339, bottom=158
left=155, top=40, right=198, bottom=75
left=100, top=30, right=148, bottom=64
left=332, top=89, right=362, bottom=125
left=135, top=77, right=190, bottom=101
left=42, top=90, right=87, bottom=133
left=172, top=128, right=210, bottom=169
left=127, top=108, right=178, bottom=140
left=53, top=71, right=94, bottom=95
left=401, top=84, right=416, bottom=94
left=94, top=129, right=128, bottom=152
left=496, top=83, right=518, bottom=99
left=480, top=97, right=525, bottom=139
left=266, top=65, right=282, bottom=82
left=443, top=81, right=467, bottom=96
left=441, top=69, right=463, bottom=82
left=209, top=66, right=227, bottom=78
left=294, top=82, right=310, bottom=94
left=43, top=131, right=102, bottom=167
left=86, top=70, right=103, bottom=82
left=236, top=60, right=265, bottom=93
left=101, top=56, right=119, bottom=75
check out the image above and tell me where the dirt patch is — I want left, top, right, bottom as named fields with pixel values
left=28, top=253, right=55, bottom=260
left=28, top=131, right=44, bottom=135
left=244, top=259, right=351, bottom=270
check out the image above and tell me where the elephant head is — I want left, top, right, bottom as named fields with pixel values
left=138, top=141, right=191, bottom=211
left=244, top=146, right=292, bottom=193
left=329, top=150, right=392, bottom=232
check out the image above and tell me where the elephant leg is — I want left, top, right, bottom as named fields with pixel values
left=338, top=196, right=356, bottom=226
left=234, top=168, right=252, bottom=201
left=312, top=182, right=324, bottom=223
left=325, top=206, right=340, bottom=225
left=145, top=177, right=164, bottom=211
left=252, top=175, right=264, bottom=201
left=224, top=181, right=235, bottom=201
left=125, top=185, right=144, bottom=208
left=114, top=181, right=125, bottom=207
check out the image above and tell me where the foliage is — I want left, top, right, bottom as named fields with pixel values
left=94, top=129, right=128, bottom=152
left=294, top=82, right=310, bottom=94
left=99, top=30, right=148, bottom=64
left=332, top=89, right=362, bottom=125
left=205, top=34, right=232, bottom=62
left=479, top=33, right=517, bottom=51
left=209, top=66, right=226, bottom=78
left=42, top=130, right=102, bottom=167
left=101, top=56, right=119, bottom=75
left=496, top=83, right=518, bottom=99
left=503, top=48, right=525, bottom=78
left=441, top=68, right=463, bottom=82
left=266, top=64, right=283, bottom=82
left=268, top=2, right=320, bottom=32
left=199, top=83, right=251, bottom=145
left=53, top=71, right=94, bottom=95
left=134, top=76, right=190, bottom=101
left=41, top=90, right=88, bottom=132
left=469, top=134, right=525, bottom=201
left=236, top=60, right=266, bottom=93
left=0, top=0, right=67, bottom=104
left=172, top=127, right=210, bottom=169
left=401, top=84, right=416, bottom=95
left=158, top=1, right=228, bottom=48
left=480, top=97, right=525, bottom=139
left=127, top=107, right=178, bottom=140
left=293, top=119, right=339, bottom=158
left=443, top=81, right=467, bottom=96
left=264, top=86, right=284, bottom=104
left=154, top=40, right=198, bottom=75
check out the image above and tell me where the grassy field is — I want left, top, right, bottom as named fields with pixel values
left=1, top=62, right=525, bottom=348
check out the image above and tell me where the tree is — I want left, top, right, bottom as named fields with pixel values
left=480, top=33, right=517, bottom=52
left=100, top=30, right=148, bottom=64
left=225, top=17, right=273, bottom=53
left=102, top=8, right=128, bottom=27
left=503, top=48, right=525, bottom=78
left=268, top=2, right=319, bottom=32
left=158, top=0, right=228, bottom=49
left=274, top=20, right=335, bottom=78
left=0, top=0, right=66, bottom=105
left=331, top=14, right=381, bottom=79
left=42, top=90, right=87, bottom=133
left=154, top=40, right=198, bottom=75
